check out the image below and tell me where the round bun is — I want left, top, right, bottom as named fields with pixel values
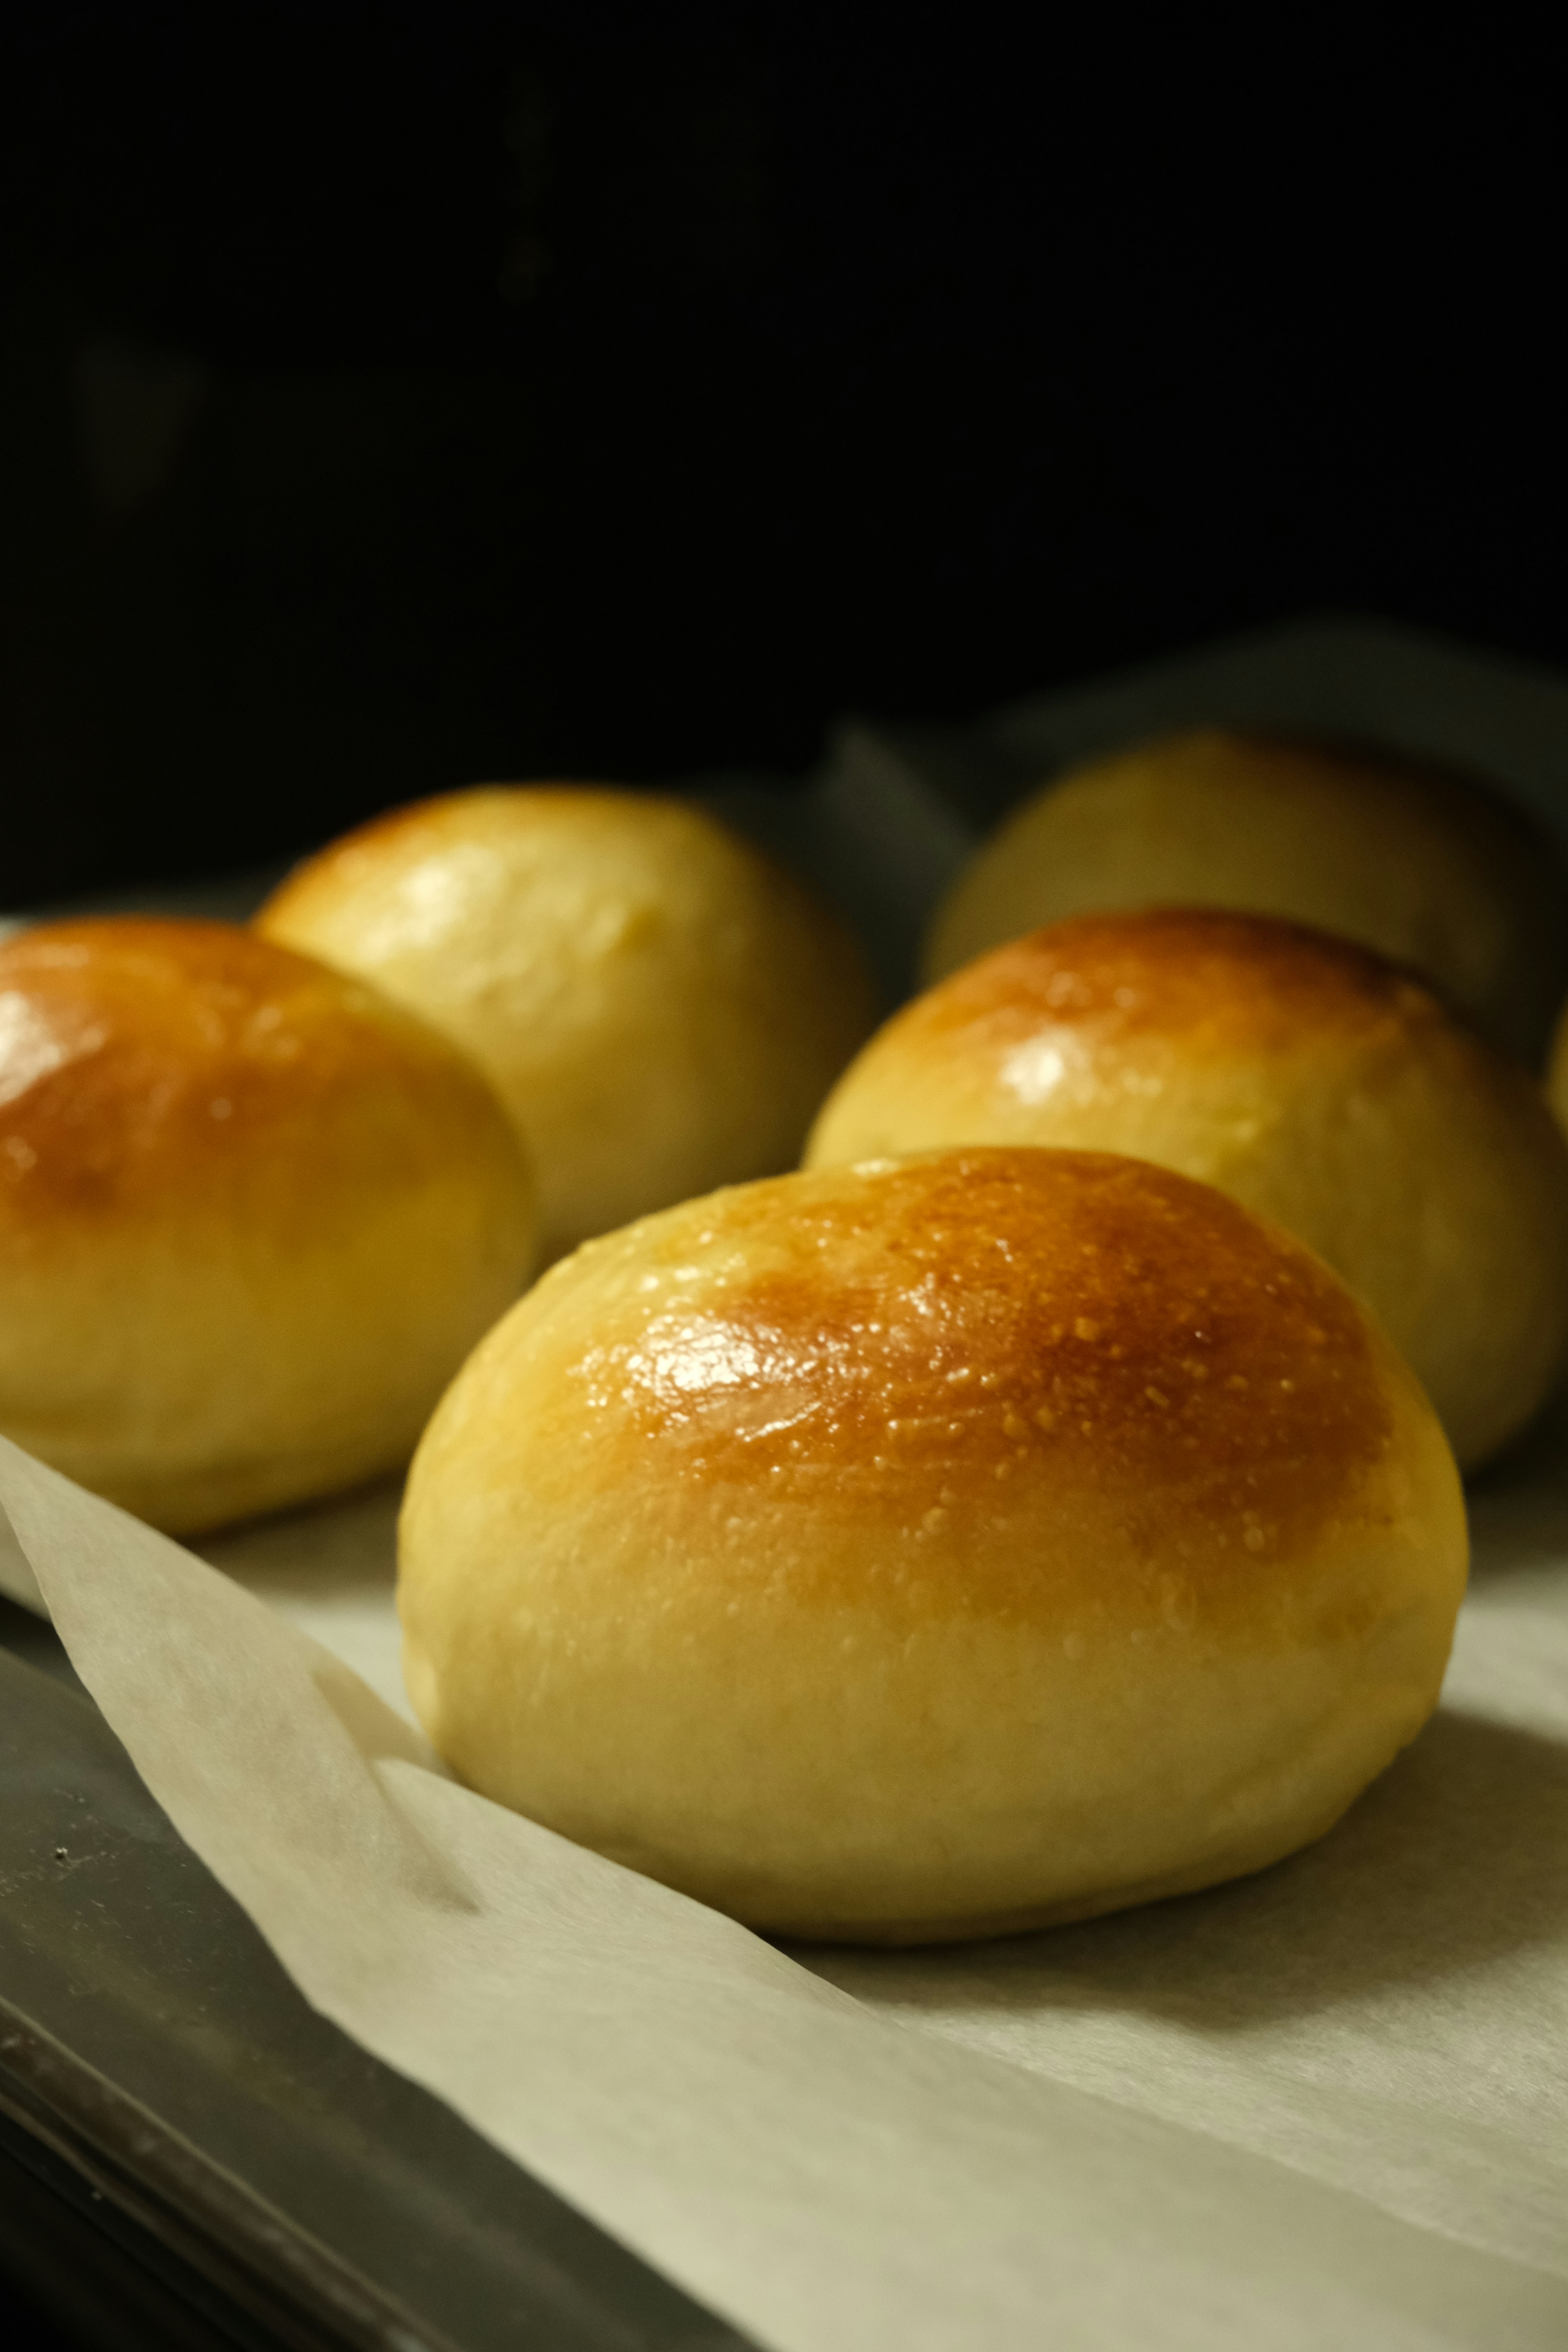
left=256, top=786, right=877, bottom=1260
left=399, top=1147, right=1465, bottom=1944
left=810, top=911, right=1568, bottom=1471
left=0, top=918, right=537, bottom=1534
left=925, top=729, right=1568, bottom=1063
left=1542, top=1005, right=1568, bottom=1143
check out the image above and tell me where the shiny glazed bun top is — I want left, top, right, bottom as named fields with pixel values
left=400, top=1148, right=1465, bottom=1944
left=924, top=728, right=1568, bottom=1062
left=256, top=785, right=878, bottom=1259
left=809, top=909, right=1568, bottom=1470
left=0, top=918, right=537, bottom=1532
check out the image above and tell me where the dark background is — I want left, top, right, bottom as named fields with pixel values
left=2, top=2, right=1562, bottom=907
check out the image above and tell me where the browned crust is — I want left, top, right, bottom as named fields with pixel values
left=0, top=916, right=517, bottom=1238
left=905, top=907, right=1444, bottom=1060
left=546, top=1149, right=1396, bottom=1626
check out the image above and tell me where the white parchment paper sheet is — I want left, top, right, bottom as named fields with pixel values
left=132, top=1401, right=1568, bottom=2285
left=3, top=1434, right=1567, bottom=2352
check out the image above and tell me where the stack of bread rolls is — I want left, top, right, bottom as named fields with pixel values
left=809, top=906, right=1568, bottom=1471
left=0, top=794, right=875, bottom=1532
left=5, top=725, right=1564, bottom=1943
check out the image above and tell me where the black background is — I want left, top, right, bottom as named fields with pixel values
left=2, top=1, right=1563, bottom=906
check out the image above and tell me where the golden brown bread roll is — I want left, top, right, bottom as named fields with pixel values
left=0, top=918, right=537, bottom=1533
left=399, top=1148, right=1466, bottom=1944
left=809, top=910, right=1568, bottom=1471
left=924, top=729, right=1568, bottom=1063
left=1543, top=1007, right=1568, bottom=1145
left=255, top=785, right=878, bottom=1261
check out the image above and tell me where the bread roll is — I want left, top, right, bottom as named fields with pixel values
left=925, top=729, right=1568, bottom=1063
left=810, top=910, right=1568, bottom=1470
left=255, top=786, right=877, bottom=1260
left=0, top=918, right=537, bottom=1533
left=399, top=1147, right=1466, bottom=1944
left=1543, top=1007, right=1568, bottom=1144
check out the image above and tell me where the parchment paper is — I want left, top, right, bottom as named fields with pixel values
left=197, top=1422, right=1568, bottom=2288
left=4, top=616, right=1568, bottom=2345
left=3, top=1433, right=1567, bottom=2352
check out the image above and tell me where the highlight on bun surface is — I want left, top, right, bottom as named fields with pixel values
left=399, top=1147, right=1466, bottom=1944
left=0, top=918, right=538, bottom=1534
left=809, top=910, right=1568, bottom=1471
left=924, top=728, right=1568, bottom=1064
left=1541, top=1006, right=1568, bottom=1150
left=256, top=784, right=878, bottom=1262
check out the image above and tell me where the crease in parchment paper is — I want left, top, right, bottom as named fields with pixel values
left=2, top=1432, right=1567, bottom=2352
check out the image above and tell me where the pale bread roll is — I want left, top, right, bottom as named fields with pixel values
left=399, top=1148, right=1466, bottom=1944
left=256, top=786, right=877, bottom=1260
left=925, top=729, right=1568, bottom=1062
left=810, top=910, right=1568, bottom=1470
left=0, top=918, right=537, bottom=1533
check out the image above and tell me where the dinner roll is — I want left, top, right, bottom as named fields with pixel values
left=925, top=729, right=1568, bottom=1062
left=400, top=1148, right=1466, bottom=1944
left=810, top=910, right=1568, bottom=1470
left=1543, top=1007, right=1568, bottom=1143
left=0, top=918, right=537, bottom=1534
left=256, top=786, right=877, bottom=1260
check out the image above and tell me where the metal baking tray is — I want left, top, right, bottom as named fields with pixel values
left=0, top=1603, right=749, bottom=2351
